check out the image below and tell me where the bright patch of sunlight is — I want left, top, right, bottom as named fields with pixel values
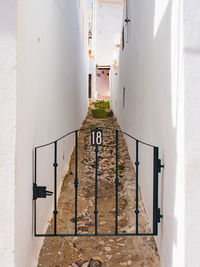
left=173, top=45, right=185, bottom=267
left=154, top=0, right=170, bottom=38
left=171, top=0, right=181, bottom=128
left=173, top=122, right=185, bottom=266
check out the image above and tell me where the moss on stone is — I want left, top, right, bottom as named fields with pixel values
left=91, top=108, right=109, bottom=118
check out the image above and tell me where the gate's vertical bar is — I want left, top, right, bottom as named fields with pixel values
left=53, top=141, right=58, bottom=236
left=115, top=130, right=119, bottom=235
left=34, top=147, right=37, bottom=236
left=94, top=144, right=99, bottom=235
left=135, top=140, right=139, bottom=234
left=74, top=130, right=79, bottom=235
left=153, top=147, right=159, bottom=235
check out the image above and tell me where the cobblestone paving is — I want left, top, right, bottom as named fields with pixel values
left=38, top=103, right=160, bottom=267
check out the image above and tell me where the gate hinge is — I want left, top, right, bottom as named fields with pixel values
left=33, top=183, right=53, bottom=200
left=157, top=208, right=163, bottom=223
left=158, top=159, right=164, bottom=173
left=125, top=18, right=131, bottom=23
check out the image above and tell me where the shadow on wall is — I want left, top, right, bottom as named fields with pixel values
left=114, top=0, right=179, bottom=266
left=152, top=3, right=178, bottom=267
left=16, top=0, right=89, bottom=266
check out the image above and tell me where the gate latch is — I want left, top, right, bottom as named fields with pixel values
left=33, top=183, right=53, bottom=200
left=158, top=159, right=164, bottom=173
left=157, top=208, right=163, bottom=223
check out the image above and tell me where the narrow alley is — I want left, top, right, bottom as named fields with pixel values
left=1, top=0, right=200, bottom=266
left=37, top=101, right=160, bottom=267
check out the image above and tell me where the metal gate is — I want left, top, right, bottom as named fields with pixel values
left=33, top=127, right=163, bottom=237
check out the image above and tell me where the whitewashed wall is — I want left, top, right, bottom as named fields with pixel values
left=183, top=0, right=200, bottom=266
left=96, top=0, right=124, bottom=66
left=15, top=1, right=88, bottom=267
left=88, top=1, right=96, bottom=98
left=0, top=1, right=16, bottom=266
left=110, top=0, right=194, bottom=266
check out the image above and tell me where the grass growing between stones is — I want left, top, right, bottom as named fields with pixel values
left=93, top=100, right=110, bottom=109
left=91, top=108, right=109, bottom=118
left=91, top=100, right=111, bottom=119
left=118, top=163, right=125, bottom=171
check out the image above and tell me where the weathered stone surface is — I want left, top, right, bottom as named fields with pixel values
left=98, top=241, right=105, bottom=246
left=77, top=226, right=89, bottom=232
left=76, top=260, right=86, bottom=266
left=110, top=208, right=116, bottom=213
left=89, top=260, right=101, bottom=267
left=91, top=256, right=103, bottom=263
left=104, top=247, right=111, bottom=252
left=105, top=255, right=112, bottom=260
left=81, top=262, right=90, bottom=267
left=101, top=263, right=110, bottom=267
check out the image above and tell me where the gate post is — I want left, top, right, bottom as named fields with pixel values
left=34, top=148, right=37, bottom=236
left=135, top=140, right=139, bottom=235
left=153, top=146, right=162, bottom=235
left=94, top=144, right=99, bottom=235
left=74, top=131, right=79, bottom=235
left=115, top=130, right=119, bottom=235
left=53, top=141, right=58, bottom=235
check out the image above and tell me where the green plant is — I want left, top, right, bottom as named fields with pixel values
left=118, top=164, right=125, bottom=171
left=93, top=100, right=110, bottom=110
left=91, top=108, right=109, bottom=119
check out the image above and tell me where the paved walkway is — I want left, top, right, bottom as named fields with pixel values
left=38, top=103, right=160, bottom=267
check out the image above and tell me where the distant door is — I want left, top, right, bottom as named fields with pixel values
left=96, top=68, right=110, bottom=99
left=88, top=74, right=92, bottom=98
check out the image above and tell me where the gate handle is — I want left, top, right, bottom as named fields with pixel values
left=33, top=183, right=53, bottom=200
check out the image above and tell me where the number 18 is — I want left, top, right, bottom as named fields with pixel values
left=91, top=130, right=103, bottom=146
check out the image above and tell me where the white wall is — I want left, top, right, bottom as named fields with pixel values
left=183, top=0, right=200, bottom=266
left=0, top=1, right=16, bottom=266
left=110, top=0, right=188, bottom=266
left=15, top=1, right=88, bottom=266
left=96, top=0, right=124, bottom=66
left=88, top=0, right=96, bottom=98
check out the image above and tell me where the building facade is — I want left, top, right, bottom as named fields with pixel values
left=0, top=1, right=88, bottom=266
left=110, top=0, right=200, bottom=266
left=88, top=0, right=124, bottom=98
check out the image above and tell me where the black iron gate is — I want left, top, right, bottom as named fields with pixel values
left=33, top=127, right=163, bottom=237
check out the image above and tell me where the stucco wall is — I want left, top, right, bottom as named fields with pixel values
left=183, top=0, right=200, bottom=266
left=15, top=0, right=88, bottom=266
left=110, top=0, right=187, bottom=266
left=0, top=1, right=16, bottom=266
left=96, top=0, right=124, bottom=66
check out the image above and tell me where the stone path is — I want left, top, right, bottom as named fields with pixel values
left=38, top=102, right=160, bottom=267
